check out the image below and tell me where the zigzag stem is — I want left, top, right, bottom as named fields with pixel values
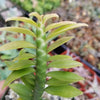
left=33, top=22, right=47, bottom=100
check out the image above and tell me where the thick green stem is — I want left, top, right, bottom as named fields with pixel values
left=33, top=22, right=47, bottom=100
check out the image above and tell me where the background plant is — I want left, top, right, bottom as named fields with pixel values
left=11, top=0, right=60, bottom=14
left=0, top=12, right=87, bottom=100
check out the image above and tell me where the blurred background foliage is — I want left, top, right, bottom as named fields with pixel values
left=11, top=0, right=61, bottom=14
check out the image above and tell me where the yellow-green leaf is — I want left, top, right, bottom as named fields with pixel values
left=3, top=68, right=35, bottom=88
left=29, top=12, right=41, bottom=21
left=47, top=71, right=84, bottom=83
left=45, top=85, right=83, bottom=98
left=47, top=36, right=73, bottom=53
left=6, top=17, right=38, bottom=27
left=0, top=27, right=36, bottom=37
left=0, top=41, right=36, bottom=51
left=43, top=13, right=59, bottom=24
left=48, top=55, right=72, bottom=61
left=19, top=49, right=26, bottom=55
left=45, top=21, right=76, bottom=32
left=13, top=53, right=35, bottom=61
left=48, top=59, right=82, bottom=68
left=8, top=60, right=35, bottom=70
left=47, top=23, right=88, bottom=41
left=10, top=83, right=33, bottom=100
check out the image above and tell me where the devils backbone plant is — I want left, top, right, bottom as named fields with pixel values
left=0, top=12, right=88, bottom=100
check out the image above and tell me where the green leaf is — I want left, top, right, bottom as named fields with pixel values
left=0, top=27, right=36, bottom=37
left=10, top=83, right=33, bottom=100
left=21, top=74, right=35, bottom=89
left=21, top=77, right=34, bottom=89
left=47, top=23, right=88, bottom=41
left=3, top=68, right=35, bottom=88
left=22, top=73, right=35, bottom=79
left=48, top=59, right=82, bottom=68
left=29, top=12, right=41, bottom=21
left=48, top=55, right=72, bottom=61
left=13, top=53, right=35, bottom=61
left=45, top=21, right=76, bottom=32
left=47, top=71, right=84, bottom=83
left=47, top=78, right=70, bottom=86
left=47, top=36, right=73, bottom=53
left=6, top=17, right=38, bottom=27
left=0, top=41, right=36, bottom=51
left=43, top=13, right=59, bottom=24
left=8, top=60, right=35, bottom=70
left=21, top=73, right=35, bottom=84
left=45, top=85, right=83, bottom=98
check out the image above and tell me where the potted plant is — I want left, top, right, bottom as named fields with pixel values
left=0, top=12, right=88, bottom=100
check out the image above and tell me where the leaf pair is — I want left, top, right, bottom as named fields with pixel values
left=48, top=54, right=82, bottom=69
left=46, top=71, right=83, bottom=98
